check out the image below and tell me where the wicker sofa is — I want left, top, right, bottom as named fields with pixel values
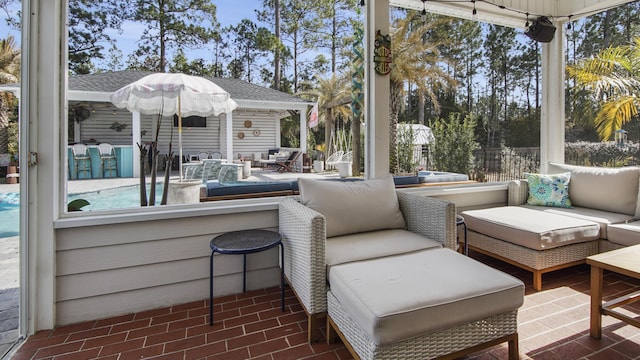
left=278, top=175, right=524, bottom=359
left=462, top=163, right=640, bottom=291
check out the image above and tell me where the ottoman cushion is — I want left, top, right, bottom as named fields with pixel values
left=463, top=206, right=600, bottom=250
left=328, top=248, right=524, bottom=345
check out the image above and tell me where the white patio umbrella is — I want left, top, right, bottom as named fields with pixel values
left=110, top=73, right=238, bottom=179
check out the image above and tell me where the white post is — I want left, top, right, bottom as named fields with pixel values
left=132, top=112, right=141, bottom=177
left=299, top=106, right=308, bottom=155
left=540, top=21, right=565, bottom=173
left=364, top=0, right=390, bottom=178
left=225, top=112, right=233, bottom=160
left=23, top=0, right=65, bottom=332
left=275, top=115, right=281, bottom=148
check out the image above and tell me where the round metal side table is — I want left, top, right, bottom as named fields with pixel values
left=209, top=229, right=285, bottom=325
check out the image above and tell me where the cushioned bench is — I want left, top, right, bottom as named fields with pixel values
left=327, top=248, right=524, bottom=360
left=462, top=163, right=640, bottom=291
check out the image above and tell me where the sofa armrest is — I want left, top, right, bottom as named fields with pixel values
left=508, top=179, right=529, bottom=206
left=278, top=197, right=328, bottom=315
left=397, top=192, right=457, bottom=251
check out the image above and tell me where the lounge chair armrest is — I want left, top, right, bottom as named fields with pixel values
left=508, top=179, right=529, bottom=206
left=278, top=197, right=328, bottom=315
left=397, top=192, right=457, bottom=250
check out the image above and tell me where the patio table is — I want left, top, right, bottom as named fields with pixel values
left=209, top=229, right=285, bottom=325
left=587, top=244, right=640, bottom=339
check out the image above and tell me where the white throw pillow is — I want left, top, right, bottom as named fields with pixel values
left=298, top=174, right=406, bottom=237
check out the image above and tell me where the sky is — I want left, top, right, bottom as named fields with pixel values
left=0, top=1, right=267, bottom=68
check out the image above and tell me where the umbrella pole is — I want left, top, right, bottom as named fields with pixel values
left=178, top=95, right=183, bottom=181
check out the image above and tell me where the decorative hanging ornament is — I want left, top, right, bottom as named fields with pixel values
left=373, top=30, right=392, bottom=76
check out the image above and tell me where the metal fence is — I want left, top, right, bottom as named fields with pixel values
left=426, top=143, right=640, bottom=183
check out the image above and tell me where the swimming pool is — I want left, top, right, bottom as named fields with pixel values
left=68, top=185, right=165, bottom=210
left=0, top=185, right=165, bottom=237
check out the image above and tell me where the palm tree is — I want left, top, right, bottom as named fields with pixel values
left=567, top=37, right=640, bottom=141
left=389, top=12, right=455, bottom=173
left=0, top=35, right=20, bottom=155
left=299, top=73, right=351, bottom=161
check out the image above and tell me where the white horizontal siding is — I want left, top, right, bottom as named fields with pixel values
left=55, top=209, right=280, bottom=325
left=231, top=112, right=280, bottom=159
left=77, top=108, right=135, bottom=146
left=77, top=104, right=282, bottom=160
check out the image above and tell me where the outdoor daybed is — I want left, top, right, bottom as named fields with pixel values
left=462, top=163, right=640, bottom=291
left=279, top=175, right=524, bottom=359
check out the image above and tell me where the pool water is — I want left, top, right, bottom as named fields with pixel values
left=68, top=185, right=165, bottom=211
left=0, top=185, right=166, bottom=237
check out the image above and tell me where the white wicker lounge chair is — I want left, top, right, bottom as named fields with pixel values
left=279, top=176, right=524, bottom=359
left=278, top=185, right=457, bottom=342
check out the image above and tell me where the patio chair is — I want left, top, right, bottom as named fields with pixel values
left=197, top=151, right=210, bottom=161
left=210, top=151, right=222, bottom=159
left=71, top=143, right=92, bottom=179
left=275, top=151, right=302, bottom=173
left=97, top=143, right=118, bottom=178
left=325, top=150, right=344, bottom=170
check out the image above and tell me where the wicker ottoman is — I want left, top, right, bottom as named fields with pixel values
left=327, top=248, right=524, bottom=360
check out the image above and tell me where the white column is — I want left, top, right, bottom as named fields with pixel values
left=22, top=0, right=65, bottom=332
left=275, top=115, right=281, bottom=148
left=364, top=0, right=390, bottom=178
left=73, top=120, right=80, bottom=143
left=225, top=112, right=233, bottom=160
left=299, top=107, right=308, bottom=154
left=540, top=21, right=565, bottom=173
left=132, top=112, right=141, bottom=177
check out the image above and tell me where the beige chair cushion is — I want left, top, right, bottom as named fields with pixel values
left=329, top=249, right=524, bottom=346
left=522, top=205, right=633, bottom=239
left=325, top=229, right=442, bottom=282
left=549, top=163, right=640, bottom=216
left=463, top=206, right=600, bottom=250
left=607, top=221, right=640, bottom=246
left=298, top=174, right=406, bottom=237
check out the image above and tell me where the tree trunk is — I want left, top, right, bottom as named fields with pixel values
left=0, top=97, right=9, bottom=154
left=274, top=0, right=281, bottom=90
left=389, top=82, right=402, bottom=174
left=138, top=143, right=148, bottom=207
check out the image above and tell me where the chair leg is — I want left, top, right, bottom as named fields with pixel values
left=508, top=333, right=519, bottom=360
left=533, top=271, right=542, bottom=291
left=307, top=313, right=325, bottom=343
left=326, top=315, right=338, bottom=345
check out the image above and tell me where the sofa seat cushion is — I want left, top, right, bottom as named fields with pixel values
left=329, top=248, right=524, bottom=346
left=299, top=174, right=406, bottom=238
left=521, top=205, right=633, bottom=239
left=463, top=206, right=600, bottom=250
left=607, top=221, right=640, bottom=246
left=326, top=229, right=442, bottom=281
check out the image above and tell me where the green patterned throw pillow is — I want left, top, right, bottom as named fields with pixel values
left=526, top=172, right=572, bottom=208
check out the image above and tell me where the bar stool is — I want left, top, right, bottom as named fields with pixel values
left=71, top=143, right=92, bottom=179
left=98, top=143, right=118, bottom=178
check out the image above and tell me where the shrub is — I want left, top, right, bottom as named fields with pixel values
left=429, top=113, right=478, bottom=175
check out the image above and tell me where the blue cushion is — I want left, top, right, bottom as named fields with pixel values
left=393, top=176, right=419, bottom=186
left=206, top=180, right=297, bottom=197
